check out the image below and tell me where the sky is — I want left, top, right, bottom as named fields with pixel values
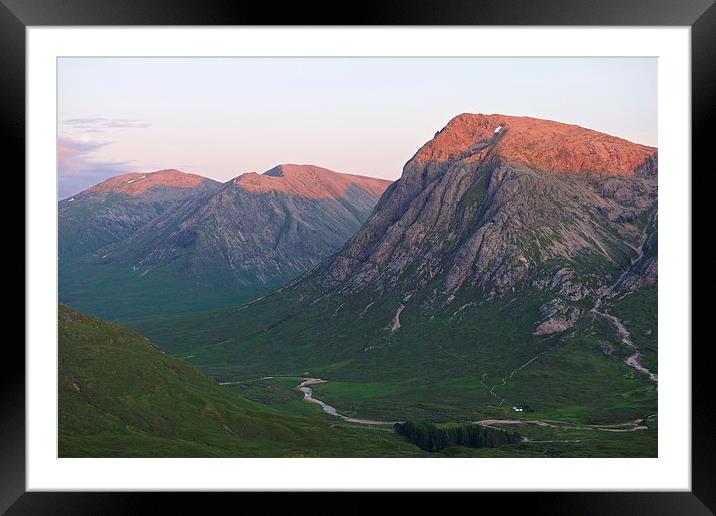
left=58, top=57, right=657, bottom=199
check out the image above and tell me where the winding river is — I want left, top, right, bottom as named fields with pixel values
left=297, top=378, right=399, bottom=425
left=295, top=378, right=655, bottom=437
left=590, top=211, right=658, bottom=384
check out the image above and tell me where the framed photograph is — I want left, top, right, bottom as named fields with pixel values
left=3, top=0, right=713, bottom=512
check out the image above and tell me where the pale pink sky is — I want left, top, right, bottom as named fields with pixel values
left=58, top=57, right=657, bottom=198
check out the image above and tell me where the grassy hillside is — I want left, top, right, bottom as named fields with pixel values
left=59, top=291, right=657, bottom=458
left=130, top=279, right=658, bottom=457
left=58, top=304, right=425, bottom=457
left=59, top=262, right=268, bottom=323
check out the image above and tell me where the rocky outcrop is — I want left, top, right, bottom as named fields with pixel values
left=610, top=213, right=658, bottom=296
left=533, top=299, right=582, bottom=335
left=532, top=268, right=589, bottom=301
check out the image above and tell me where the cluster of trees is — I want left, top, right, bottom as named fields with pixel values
left=394, top=421, right=522, bottom=453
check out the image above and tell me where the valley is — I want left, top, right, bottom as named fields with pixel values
left=58, top=304, right=425, bottom=457
left=59, top=113, right=659, bottom=458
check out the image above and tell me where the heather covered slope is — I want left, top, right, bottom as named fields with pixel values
left=134, top=115, right=657, bottom=456
left=58, top=304, right=423, bottom=457
left=59, top=165, right=391, bottom=321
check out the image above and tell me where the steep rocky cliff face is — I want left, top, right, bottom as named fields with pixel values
left=315, top=114, right=657, bottom=334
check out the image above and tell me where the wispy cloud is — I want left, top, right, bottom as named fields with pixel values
left=58, top=135, right=136, bottom=199
left=63, top=117, right=151, bottom=131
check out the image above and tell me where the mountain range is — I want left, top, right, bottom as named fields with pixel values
left=59, top=165, right=391, bottom=321
left=59, top=113, right=659, bottom=457
left=133, top=114, right=658, bottom=443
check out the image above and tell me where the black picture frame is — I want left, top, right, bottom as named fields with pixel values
left=2, top=0, right=713, bottom=513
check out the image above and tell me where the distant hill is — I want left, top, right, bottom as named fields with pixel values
left=59, top=169, right=221, bottom=262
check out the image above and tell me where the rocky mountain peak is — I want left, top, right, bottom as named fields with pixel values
left=232, top=164, right=392, bottom=199
left=315, top=113, right=658, bottom=324
left=88, top=169, right=214, bottom=196
left=414, top=113, right=656, bottom=176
